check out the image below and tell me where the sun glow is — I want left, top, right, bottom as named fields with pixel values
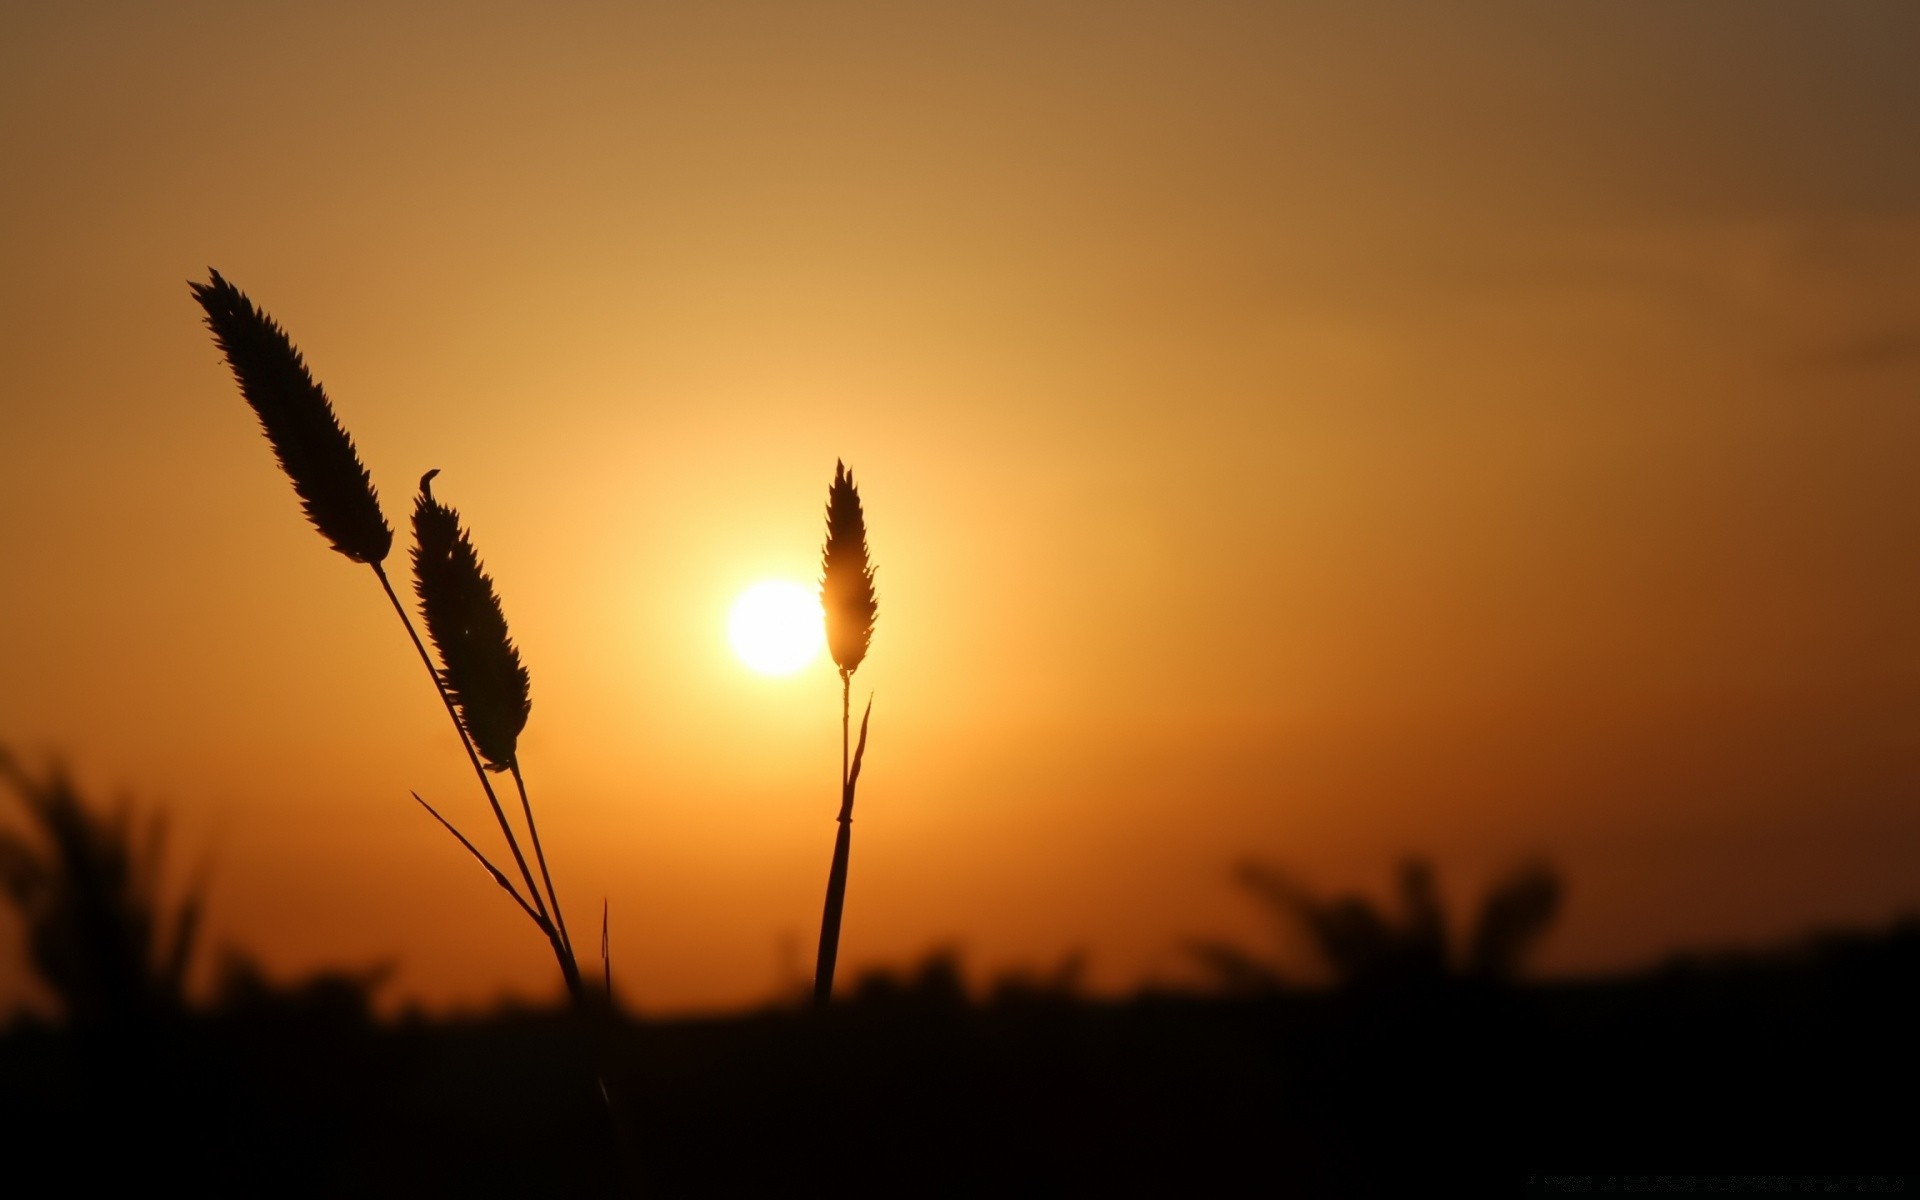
left=727, top=579, right=825, bottom=676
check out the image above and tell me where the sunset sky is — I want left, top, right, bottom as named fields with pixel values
left=3, top=1, right=1917, bottom=1014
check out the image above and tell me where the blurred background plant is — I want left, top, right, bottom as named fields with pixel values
left=0, top=748, right=205, bottom=1025
left=1189, top=857, right=1563, bottom=994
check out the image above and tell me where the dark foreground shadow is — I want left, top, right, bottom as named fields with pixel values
left=2, top=930, right=1912, bottom=1196
left=1, top=764, right=1912, bottom=1195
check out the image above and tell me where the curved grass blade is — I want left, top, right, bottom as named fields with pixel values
left=410, top=791, right=544, bottom=929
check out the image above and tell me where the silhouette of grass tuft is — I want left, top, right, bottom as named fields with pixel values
left=1191, top=857, right=1566, bottom=993
left=188, top=270, right=392, bottom=565
left=1464, top=860, right=1561, bottom=980
left=0, top=749, right=206, bottom=1024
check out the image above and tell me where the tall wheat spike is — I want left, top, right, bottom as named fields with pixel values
left=813, top=460, right=878, bottom=1004
left=191, top=271, right=574, bottom=996
left=412, top=471, right=576, bottom=969
left=193, top=274, right=619, bottom=1168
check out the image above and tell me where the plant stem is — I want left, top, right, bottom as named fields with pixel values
left=511, top=761, right=574, bottom=962
left=371, top=562, right=553, bottom=933
left=813, top=671, right=855, bottom=1005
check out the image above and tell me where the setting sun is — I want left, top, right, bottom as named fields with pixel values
left=727, top=579, right=825, bottom=676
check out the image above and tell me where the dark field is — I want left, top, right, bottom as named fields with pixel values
left=2, top=925, right=1911, bottom=1197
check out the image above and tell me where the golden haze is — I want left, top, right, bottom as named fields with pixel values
left=2, top=2, right=1917, bottom=1013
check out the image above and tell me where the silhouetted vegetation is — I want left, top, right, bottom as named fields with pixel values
left=2, top=769, right=1909, bottom=1194
left=1189, top=857, right=1563, bottom=994
left=4, top=923, right=1911, bottom=1194
left=2, top=274, right=1891, bottom=1194
left=192, top=273, right=590, bottom=1008
left=814, top=458, right=879, bottom=1005
left=0, top=750, right=203, bottom=1025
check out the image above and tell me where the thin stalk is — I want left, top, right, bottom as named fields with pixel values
left=510, top=760, right=574, bottom=962
left=813, top=822, right=853, bottom=1007
left=411, top=791, right=542, bottom=926
left=371, top=561, right=552, bottom=933
left=548, top=925, right=587, bottom=1009
left=813, top=675, right=861, bottom=1005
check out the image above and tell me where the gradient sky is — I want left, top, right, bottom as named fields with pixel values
left=3, top=1, right=1917, bottom=1014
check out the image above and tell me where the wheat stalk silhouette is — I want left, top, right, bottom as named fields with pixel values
left=813, top=459, right=877, bottom=1004
left=190, top=270, right=584, bottom=1005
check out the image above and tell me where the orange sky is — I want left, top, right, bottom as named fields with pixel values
left=3, top=1, right=1918, bottom=1014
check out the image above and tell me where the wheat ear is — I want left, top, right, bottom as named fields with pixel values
left=413, top=472, right=579, bottom=986
left=813, top=460, right=878, bottom=1005
left=192, top=272, right=569, bottom=989
left=190, top=270, right=392, bottom=565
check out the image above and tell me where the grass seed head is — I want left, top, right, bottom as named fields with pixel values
left=410, top=471, right=531, bottom=771
left=820, top=459, right=878, bottom=677
left=189, top=270, right=393, bottom=565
